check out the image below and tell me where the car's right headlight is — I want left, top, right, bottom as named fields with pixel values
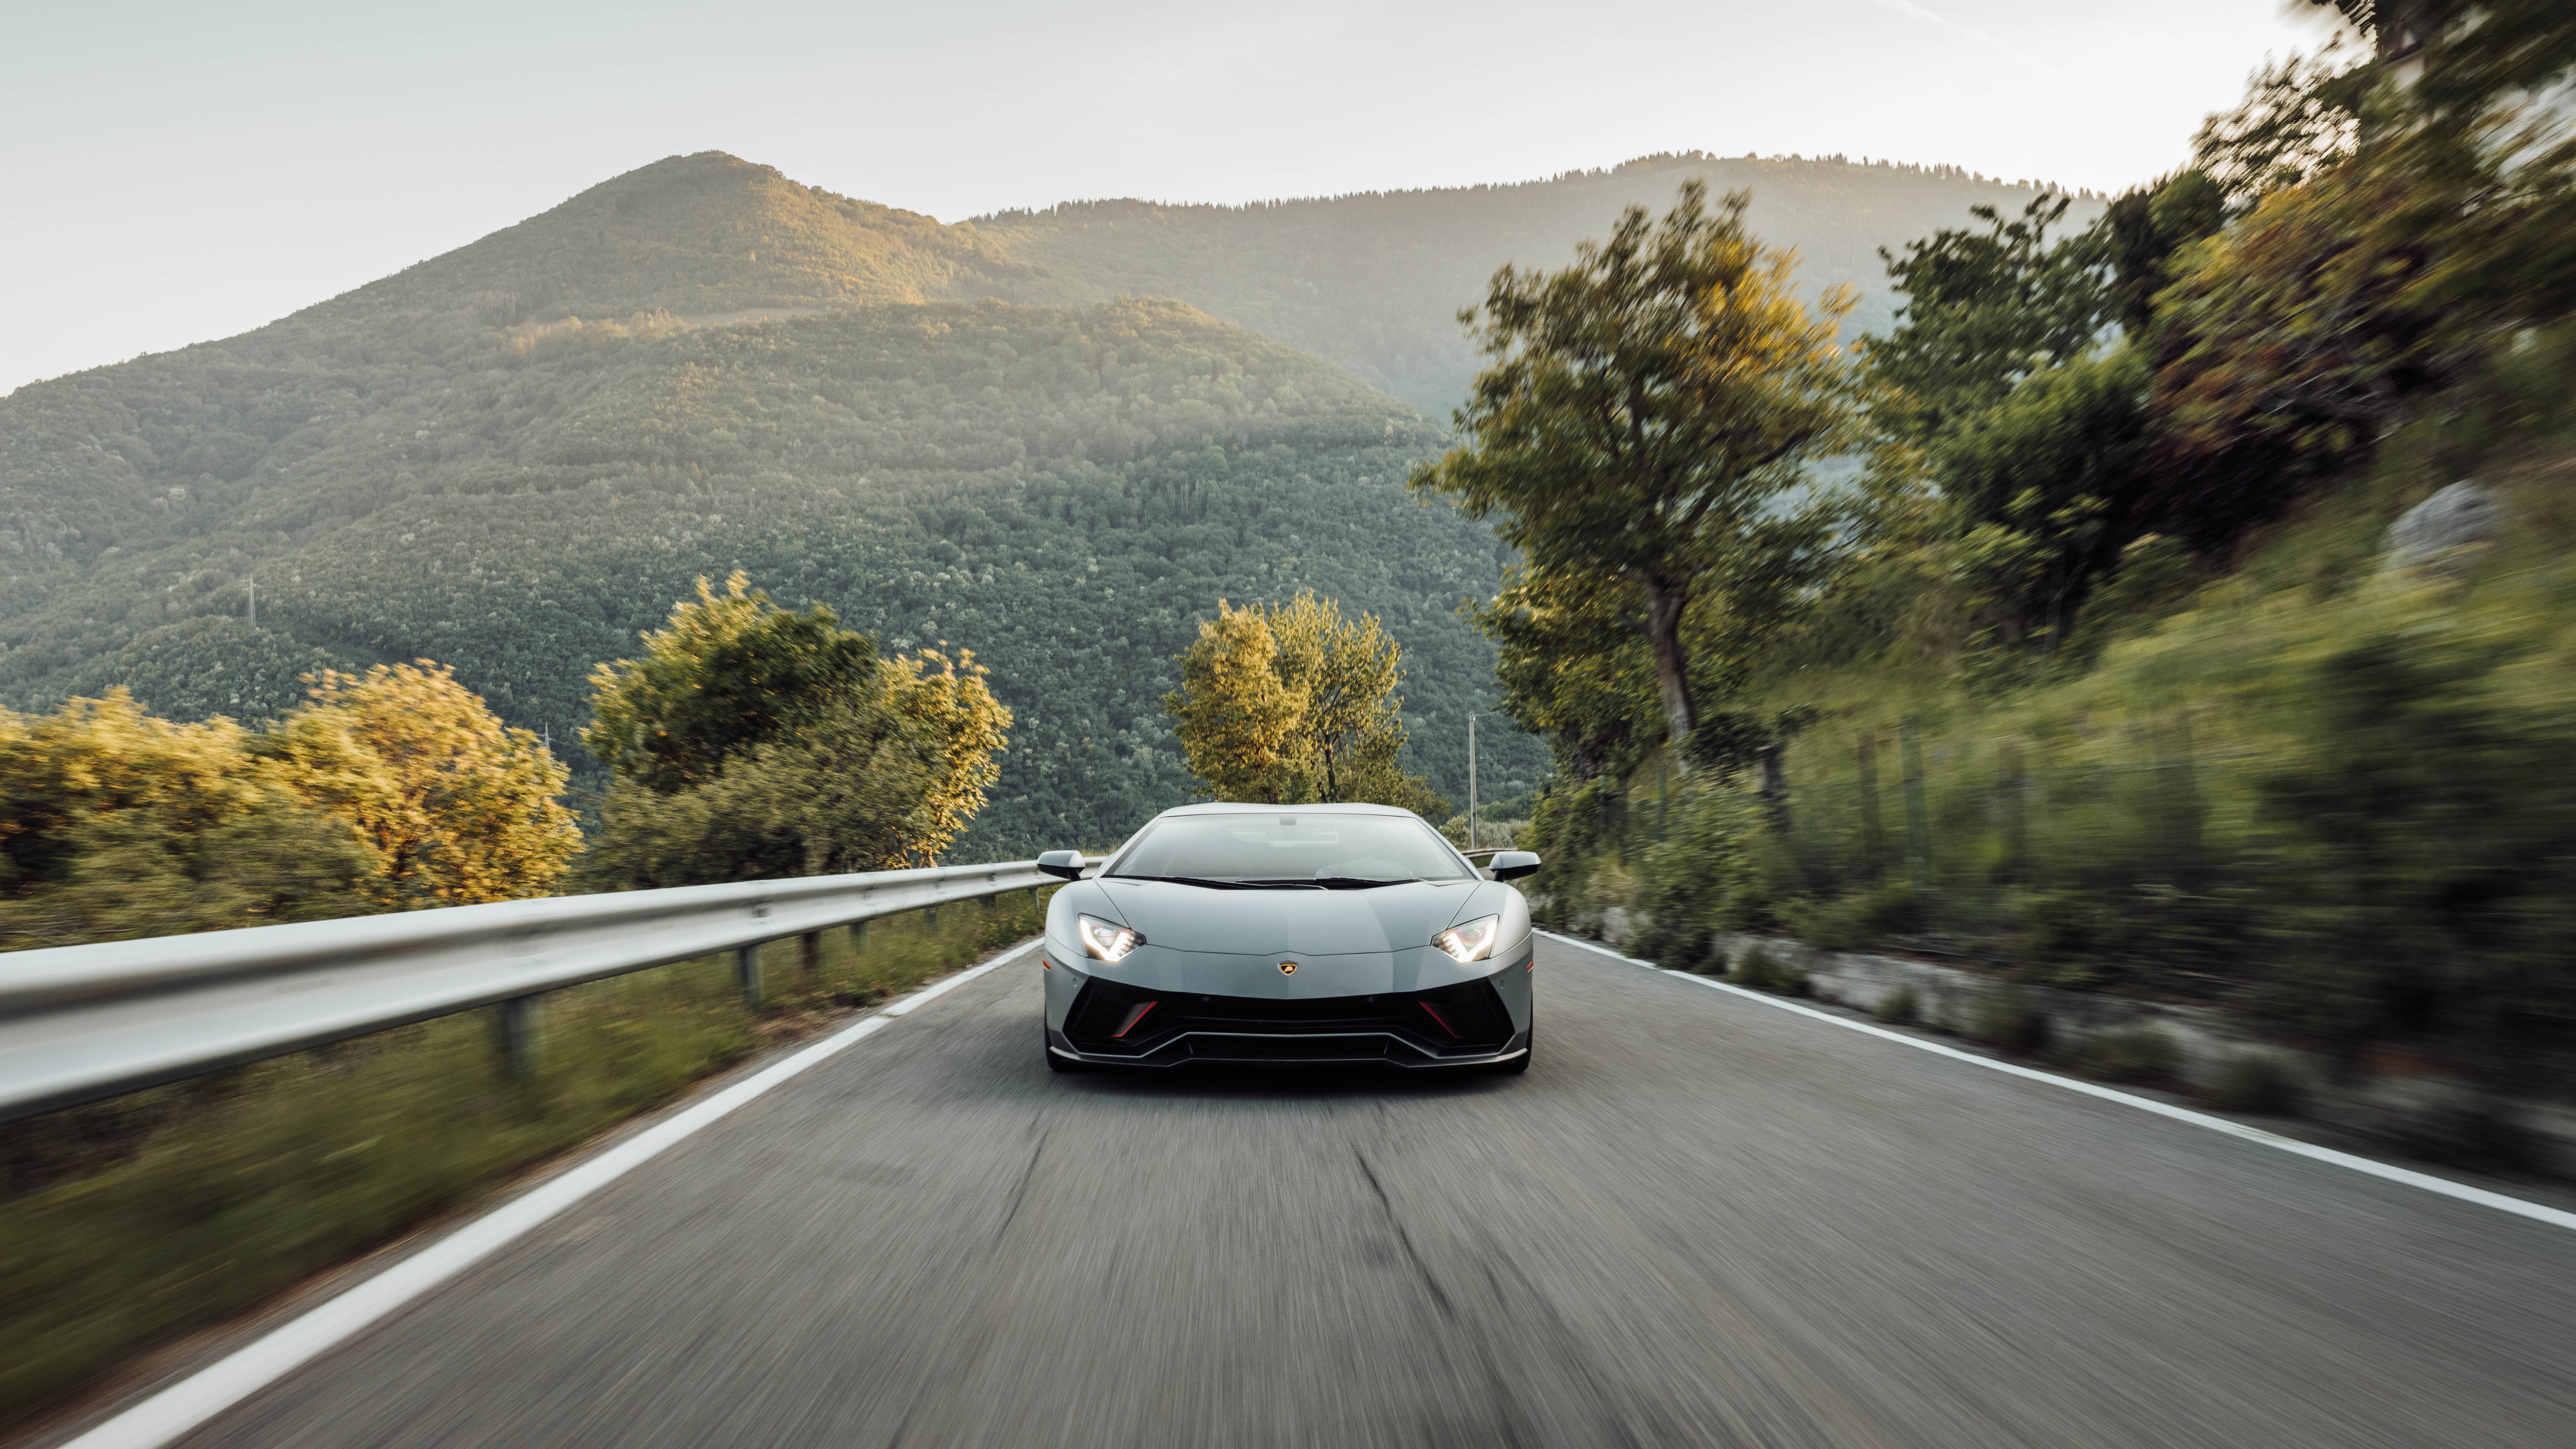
left=1078, top=914, right=1144, bottom=963
left=1432, top=915, right=1499, bottom=963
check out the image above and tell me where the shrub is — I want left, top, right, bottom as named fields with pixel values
left=1728, top=942, right=1810, bottom=996
left=1796, top=880, right=1925, bottom=953
left=1873, top=985, right=1921, bottom=1026
left=2203, top=1055, right=2297, bottom=1114
left=2400, top=1097, right=2540, bottom=1176
left=1969, top=988, right=2049, bottom=1052
left=2061, top=1025, right=2179, bottom=1083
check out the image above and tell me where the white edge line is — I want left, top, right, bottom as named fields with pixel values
left=1536, top=929, right=2576, bottom=1235
left=59, top=938, right=1043, bottom=1449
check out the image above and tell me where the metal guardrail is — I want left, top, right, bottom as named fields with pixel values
left=0, top=859, right=1090, bottom=1124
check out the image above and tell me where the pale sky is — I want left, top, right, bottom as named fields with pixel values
left=4, top=0, right=2345, bottom=396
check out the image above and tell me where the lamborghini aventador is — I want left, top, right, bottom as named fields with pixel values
left=1033, top=804, right=1540, bottom=1072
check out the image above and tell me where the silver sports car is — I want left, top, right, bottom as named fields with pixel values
left=1034, top=803, right=1541, bottom=1072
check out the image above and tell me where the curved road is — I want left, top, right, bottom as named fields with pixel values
left=130, top=937, right=2576, bottom=1446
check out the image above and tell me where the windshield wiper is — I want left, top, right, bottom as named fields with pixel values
left=1244, top=876, right=1417, bottom=890
left=1112, top=875, right=1261, bottom=889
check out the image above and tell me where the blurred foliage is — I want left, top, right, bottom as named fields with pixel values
left=0, top=666, right=569, bottom=948
left=2189, top=47, right=2363, bottom=213
left=1513, top=9, right=2576, bottom=1099
left=1931, top=347, right=2155, bottom=661
left=0, top=693, right=380, bottom=949
left=1166, top=593, right=1443, bottom=813
left=583, top=576, right=1009, bottom=884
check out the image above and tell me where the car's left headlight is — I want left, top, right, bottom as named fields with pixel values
left=1432, top=914, right=1500, bottom=963
left=1077, top=914, right=1144, bottom=963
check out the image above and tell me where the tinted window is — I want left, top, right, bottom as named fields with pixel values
left=1111, top=813, right=1470, bottom=882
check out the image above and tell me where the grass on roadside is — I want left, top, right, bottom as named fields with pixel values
left=0, top=888, right=1051, bottom=1426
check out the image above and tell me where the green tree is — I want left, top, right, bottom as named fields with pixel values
left=583, top=577, right=1011, bottom=885
left=1931, top=347, right=2154, bottom=657
left=2190, top=49, right=2363, bottom=213
left=1411, top=180, right=1856, bottom=761
left=1268, top=592, right=1415, bottom=806
left=1863, top=194, right=2109, bottom=446
left=1473, top=564, right=1661, bottom=784
left=582, top=573, right=880, bottom=796
left=2097, top=172, right=2226, bottom=342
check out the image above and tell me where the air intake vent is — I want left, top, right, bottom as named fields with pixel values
left=1064, top=975, right=1512, bottom=1057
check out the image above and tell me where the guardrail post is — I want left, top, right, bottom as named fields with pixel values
left=737, top=944, right=762, bottom=1008
left=799, top=930, right=820, bottom=978
left=926, top=905, right=939, bottom=933
left=851, top=918, right=868, bottom=955
left=494, top=995, right=540, bottom=1081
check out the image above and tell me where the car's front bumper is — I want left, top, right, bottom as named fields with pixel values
left=1047, top=1023, right=1532, bottom=1069
left=1044, top=951, right=1534, bottom=1068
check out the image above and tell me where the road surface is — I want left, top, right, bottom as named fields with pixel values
left=139, top=937, right=2576, bottom=1447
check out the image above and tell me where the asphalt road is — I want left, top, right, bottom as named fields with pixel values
left=162, top=937, right=2575, bottom=1448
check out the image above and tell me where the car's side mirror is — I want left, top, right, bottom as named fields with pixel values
left=1487, top=850, right=1542, bottom=881
left=1035, top=849, right=1086, bottom=881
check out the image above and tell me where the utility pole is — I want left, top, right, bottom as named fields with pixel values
left=1467, top=713, right=1479, bottom=852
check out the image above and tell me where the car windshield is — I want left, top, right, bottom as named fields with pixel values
left=1109, top=813, right=1471, bottom=885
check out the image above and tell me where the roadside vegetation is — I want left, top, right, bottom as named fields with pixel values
left=1428, top=6, right=2576, bottom=1102
left=0, top=576, right=1035, bottom=1422
left=0, top=664, right=575, bottom=950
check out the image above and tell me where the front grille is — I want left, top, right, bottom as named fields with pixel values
left=1188, top=1036, right=1393, bottom=1062
left=1064, top=974, right=1513, bottom=1058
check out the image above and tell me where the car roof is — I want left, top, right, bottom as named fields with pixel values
left=1152, top=801, right=1423, bottom=819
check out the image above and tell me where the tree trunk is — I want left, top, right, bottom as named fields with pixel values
left=1636, top=570, right=1697, bottom=766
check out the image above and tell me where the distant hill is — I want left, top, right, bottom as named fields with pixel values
left=969, top=151, right=2106, bottom=414
left=0, top=149, right=2091, bottom=855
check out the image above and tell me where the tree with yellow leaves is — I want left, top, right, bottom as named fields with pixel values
left=0, top=665, right=577, bottom=949
left=0, top=691, right=380, bottom=948
left=1165, top=601, right=1304, bottom=803
left=259, top=662, right=581, bottom=907
left=1166, top=593, right=1444, bottom=815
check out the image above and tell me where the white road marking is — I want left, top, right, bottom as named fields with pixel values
left=56, top=940, right=1042, bottom=1449
left=1537, top=929, right=2576, bottom=1235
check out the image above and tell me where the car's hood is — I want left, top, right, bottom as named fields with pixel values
left=1087, top=877, right=1495, bottom=955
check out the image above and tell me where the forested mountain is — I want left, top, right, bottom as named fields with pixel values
left=0, top=148, right=2069, bottom=856
left=974, top=151, right=2105, bottom=414
left=0, top=286, right=1532, bottom=854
